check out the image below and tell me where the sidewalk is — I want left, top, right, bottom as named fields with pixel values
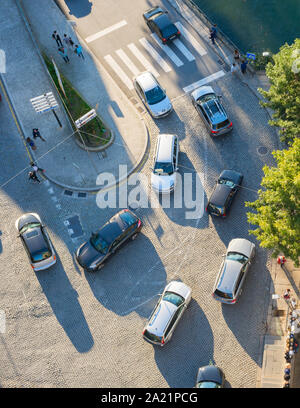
left=1, top=0, right=148, bottom=191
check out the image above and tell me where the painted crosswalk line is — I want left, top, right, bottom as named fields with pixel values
left=85, top=20, right=127, bottom=43
left=104, top=54, right=134, bottom=90
left=175, top=22, right=207, bottom=56
left=183, top=70, right=225, bottom=93
left=127, top=43, right=159, bottom=77
left=150, top=33, right=184, bottom=67
left=115, top=49, right=140, bottom=76
left=173, top=38, right=195, bottom=62
left=139, top=37, right=172, bottom=73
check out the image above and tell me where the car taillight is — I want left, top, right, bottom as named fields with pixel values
left=230, top=299, right=237, bottom=304
left=205, top=205, right=208, bottom=212
left=228, top=122, right=233, bottom=128
left=31, top=264, right=34, bottom=269
left=177, top=30, right=181, bottom=35
left=162, top=38, right=167, bottom=43
left=137, top=219, right=142, bottom=228
left=53, top=255, right=56, bottom=260
left=161, top=338, right=165, bottom=344
left=222, top=212, right=226, bottom=217
left=142, top=329, right=146, bottom=335
left=211, top=130, right=218, bottom=134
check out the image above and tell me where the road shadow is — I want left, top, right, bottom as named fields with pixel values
left=84, top=232, right=167, bottom=318
left=63, top=0, right=93, bottom=18
left=35, top=251, right=94, bottom=353
left=153, top=298, right=214, bottom=388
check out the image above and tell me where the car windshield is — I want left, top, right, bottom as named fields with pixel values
left=143, top=329, right=162, bottom=343
left=145, top=86, right=166, bottom=105
left=226, top=252, right=248, bottom=264
left=214, top=119, right=230, bottom=130
left=197, top=93, right=215, bottom=104
left=154, top=161, right=174, bottom=176
left=90, top=233, right=109, bottom=254
left=163, top=291, right=184, bottom=307
left=207, top=203, right=224, bottom=215
left=218, top=178, right=235, bottom=188
left=214, top=288, right=233, bottom=300
left=196, top=381, right=221, bottom=389
left=19, top=222, right=40, bottom=234
left=119, top=211, right=137, bottom=228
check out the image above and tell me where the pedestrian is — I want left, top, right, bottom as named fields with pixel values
left=234, top=49, right=240, bottom=61
left=284, top=289, right=291, bottom=300
left=231, top=62, right=238, bottom=75
left=240, top=59, right=248, bottom=74
left=28, top=171, right=40, bottom=183
left=74, top=44, right=84, bottom=59
left=211, top=24, right=217, bottom=37
left=30, top=162, right=45, bottom=173
left=284, top=373, right=291, bottom=381
left=58, top=47, right=70, bottom=63
left=284, top=367, right=291, bottom=376
left=283, top=380, right=290, bottom=388
left=26, top=137, right=37, bottom=151
left=209, top=29, right=216, bottom=45
left=63, top=34, right=71, bottom=49
left=290, top=298, right=297, bottom=309
left=68, top=36, right=75, bottom=49
left=52, top=30, right=62, bottom=47
left=289, top=347, right=295, bottom=358
left=32, top=128, right=46, bottom=142
left=293, top=340, right=299, bottom=353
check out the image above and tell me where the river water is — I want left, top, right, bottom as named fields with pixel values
left=193, top=0, right=300, bottom=53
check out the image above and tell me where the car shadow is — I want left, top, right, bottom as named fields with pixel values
left=84, top=232, right=167, bottom=318
left=63, top=0, right=93, bottom=18
left=153, top=299, right=214, bottom=388
left=35, top=251, right=94, bottom=353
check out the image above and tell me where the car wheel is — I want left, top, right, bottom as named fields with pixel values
left=131, top=233, right=138, bottom=241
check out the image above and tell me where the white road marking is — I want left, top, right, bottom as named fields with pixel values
left=85, top=20, right=127, bottom=43
left=175, top=22, right=207, bottom=56
left=127, top=43, right=159, bottom=77
left=150, top=33, right=184, bottom=67
left=139, top=37, right=172, bottom=73
left=173, top=38, right=195, bottom=62
left=183, top=70, right=225, bottom=93
left=115, top=49, right=140, bottom=76
left=104, top=54, right=134, bottom=90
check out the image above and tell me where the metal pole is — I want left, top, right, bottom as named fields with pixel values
left=52, top=109, right=62, bottom=127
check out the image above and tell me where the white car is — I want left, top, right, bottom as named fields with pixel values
left=142, top=281, right=192, bottom=346
left=151, top=134, right=179, bottom=193
left=133, top=71, right=172, bottom=118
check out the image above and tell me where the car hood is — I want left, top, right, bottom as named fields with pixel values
left=151, top=173, right=176, bottom=191
left=150, top=97, right=172, bottom=116
left=16, top=212, right=41, bottom=231
left=196, top=366, right=223, bottom=384
left=76, top=240, right=104, bottom=268
left=227, top=238, right=254, bottom=258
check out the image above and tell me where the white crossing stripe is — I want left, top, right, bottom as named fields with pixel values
left=150, top=33, right=184, bottom=67
left=183, top=70, right=225, bottom=93
left=175, top=22, right=207, bottom=56
left=85, top=20, right=127, bottom=43
left=127, top=43, right=159, bottom=78
left=104, top=54, right=134, bottom=90
left=139, top=37, right=172, bottom=73
left=173, top=38, right=195, bottom=62
left=115, top=49, right=140, bottom=76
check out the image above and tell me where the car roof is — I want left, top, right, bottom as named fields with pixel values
left=219, top=170, right=242, bottom=184
left=155, top=134, right=175, bottom=163
left=227, top=238, right=254, bottom=258
left=203, top=99, right=227, bottom=124
left=98, top=220, right=123, bottom=245
left=210, top=183, right=231, bottom=206
left=217, top=260, right=242, bottom=293
left=191, top=86, right=215, bottom=101
left=135, top=71, right=158, bottom=92
left=22, top=226, right=48, bottom=254
left=154, top=14, right=172, bottom=29
left=147, top=300, right=177, bottom=337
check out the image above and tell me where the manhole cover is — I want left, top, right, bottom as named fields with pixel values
left=257, top=146, right=268, bottom=155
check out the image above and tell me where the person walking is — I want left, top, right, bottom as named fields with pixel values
left=30, top=162, right=45, bottom=174
left=28, top=171, right=40, bottom=183
left=26, top=137, right=37, bottom=151
left=240, top=59, right=248, bottom=74
left=68, top=36, right=75, bottom=50
left=231, top=62, right=238, bottom=75
left=234, top=49, right=240, bottom=61
left=63, top=34, right=72, bottom=50
left=52, top=31, right=62, bottom=47
left=209, top=29, right=216, bottom=45
left=284, top=289, right=291, bottom=300
left=32, top=128, right=46, bottom=142
left=74, top=44, right=84, bottom=59
left=58, top=47, right=70, bottom=63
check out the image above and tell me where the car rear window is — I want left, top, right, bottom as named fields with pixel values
left=143, top=329, right=162, bottom=344
left=213, top=119, right=230, bottom=130
left=161, top=24, right=178, bottom=39
left=145, top=86, right=166, bottom=105
left=214, top=288, right=233, bottom=300
left=163, top=291, right=184, bottom=307
left=207, top=203, right=224, bottom=215
left=32, top=248, right=52, bottom=263
left=119, top=211, right=137, bottom=227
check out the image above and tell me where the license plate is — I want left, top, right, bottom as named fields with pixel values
left=170, top=35, right=176, bottom=39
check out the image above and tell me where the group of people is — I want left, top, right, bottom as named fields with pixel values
left=26, top=128, right=45, bottom=183
left=52, top=30, right=84, bottom=63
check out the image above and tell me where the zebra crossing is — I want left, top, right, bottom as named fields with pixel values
left=102, top=21, right=226, bottom=93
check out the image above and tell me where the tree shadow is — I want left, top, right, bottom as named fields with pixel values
left=35, top=251, right=94, bottom=353
left=63, top=0, right=93, bottom=18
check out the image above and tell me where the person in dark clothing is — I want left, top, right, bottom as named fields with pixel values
left=52, top=31, right=62, bottom=47
left=241, top=60, right=248, bottom=74
left=234, top=49, right=240, bottom=61
left=32, top=128, right=46, bottom=142
left=26, top=137, right=37, bottom=151
left=209, top=29, right=217, bottom=45
left=28, top=171, right=40, bottom=183
left=30, top=162, right=45, bottom=173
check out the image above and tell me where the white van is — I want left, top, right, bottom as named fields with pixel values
left=151, top=134, right=179, bottom=193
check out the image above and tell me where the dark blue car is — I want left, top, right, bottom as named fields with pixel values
left=143, top=6, right=180, bottom=43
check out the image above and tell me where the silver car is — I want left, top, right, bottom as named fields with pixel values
left=212, top=238, right=255, bottom=304
left=142, top=281, right=192, bottom=346
left=133, top=71, right=172, bottom=118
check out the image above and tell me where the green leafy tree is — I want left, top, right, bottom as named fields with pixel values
left=246, top=138, right=300, bottom=265
left=259, top=38, right=300, bottom=144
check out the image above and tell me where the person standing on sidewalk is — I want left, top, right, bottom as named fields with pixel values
left=32, top=128, right=46, bottom=142
left=231, top=62, right=238, bottom=75
left=30, top=162, right=45, bottom=174
left=284, top=289, right=291, bottom=300
left=26, top=137, right=37, bottom=151
left=241, top=59, right=248, bottom=74
left=28, top=171, right=40, bottom=183
left=63, top=34, right=72, bottom=50
left=58, top=47, right=70, bottom=63
left=52, top=31, right=62, bottom=47
left=74, top=44, right=84, bottom=59
left=234, top=49, right=240, bottom=62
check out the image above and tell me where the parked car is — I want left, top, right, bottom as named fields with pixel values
left=191, top=85, right=232, bottom=136
left=151, top=134, right=179, bottom=193
left=212, top=238, right=256, bottom=304
left=206, top=170, right=243, bottom=217
left=143, top=6, right=180, bottom=43
left=195, top=364, right=225, bottom=388
left=75, top=209, right=142, bottom=272
left=15, top=213, right=56, bottom=271
left=133, top=71, right=172, bottom=118
left=142, top=281, right=192, bottom=346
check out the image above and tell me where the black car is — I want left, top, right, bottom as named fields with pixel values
left=206, top=170, right=243, bottom=217
left=75, top=209, right=142, bottom=272
left=195, top=365, right=225, bottom=388
left=143, top=6, right=180, bottom=43
left=15, top=213, right=56, bottom=271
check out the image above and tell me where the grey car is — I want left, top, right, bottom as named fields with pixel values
left=133, top=71, right=172, bottom=118
left=212, top=238, right=256, bottom=304
left=191, top=85, right=232, bottom=136
left=195, top=365, right=225, bottom=388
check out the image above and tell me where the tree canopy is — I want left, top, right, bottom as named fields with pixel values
left=246, top=138, right=300, bottom=265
